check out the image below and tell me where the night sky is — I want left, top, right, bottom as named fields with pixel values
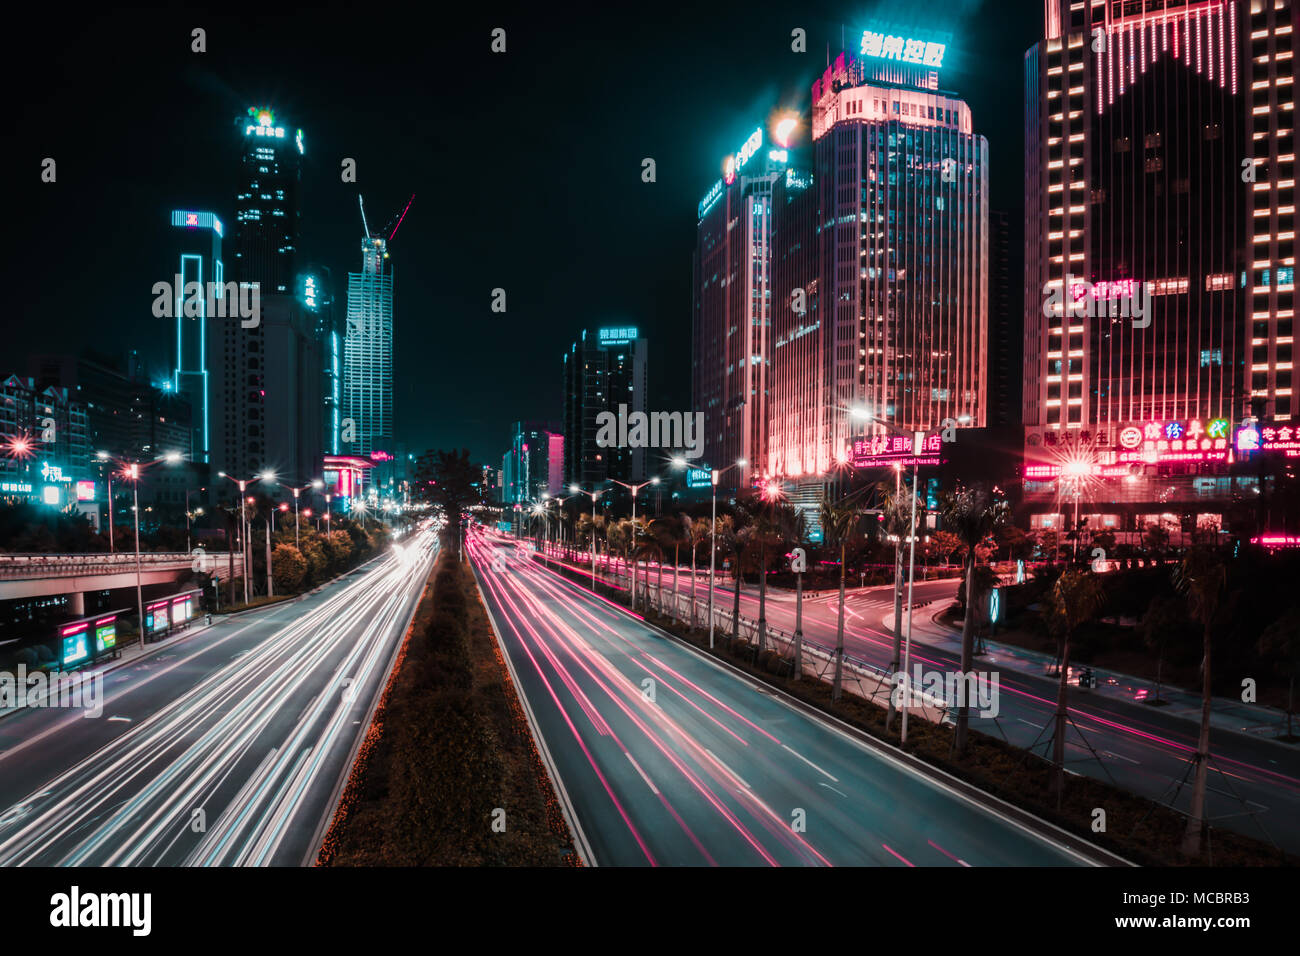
left=8, top=1, right=1040, bottom=465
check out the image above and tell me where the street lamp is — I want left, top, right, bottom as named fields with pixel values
left=96, top=451, right=115, bottom=552
left=285, top=480, right=322, bottom=551
left=607, top=476, right=660, bottom=611
left=218, top=470, right=273, bottom=604
left=102, top=452, right=183, bottom=648
left=569, top=484, right=604, bottom=588
left=852, top=406, right=927, bottom=744
left=674, top=456, right=746, bottom=648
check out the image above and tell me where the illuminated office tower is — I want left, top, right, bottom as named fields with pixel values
left=692, top=125, right=792, bottom=491
left=1022, top=0, right=1297, bottom=538
left=767, top=34, right=988, bottom=491
left=343, top=236, right=395, bottom=456
left=563, top=327, right=647, bottom=486
left=212, top=107, right=322, bottom=485
left=168, top=209, right=222, bottom=463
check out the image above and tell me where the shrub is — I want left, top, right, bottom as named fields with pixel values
left=272, top=544, right=307, bottom=593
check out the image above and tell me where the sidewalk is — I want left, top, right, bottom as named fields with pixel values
left=885, top=608, right=1298, bottom=746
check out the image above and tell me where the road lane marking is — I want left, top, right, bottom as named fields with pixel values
left=107, top=716, right=131, bottom=722
left=817, top=782, right=848, bottom=798
left=782, top=744, right=840, bottom=782
left=625, top=753, right=659, bottom=795
left=704, top=748, right=751, bottom=791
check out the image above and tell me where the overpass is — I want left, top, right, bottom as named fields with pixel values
left=0, top=551, right=244, bottom=614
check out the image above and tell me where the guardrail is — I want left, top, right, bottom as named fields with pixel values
left=0, top=552, right=230, bottom=579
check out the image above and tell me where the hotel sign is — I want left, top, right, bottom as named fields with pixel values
left=860, top=31, right=945, bottom=68
left=851, top=431, right=943, bottom=468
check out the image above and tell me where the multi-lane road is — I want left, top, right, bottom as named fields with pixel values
left=0, top=533, right=436, bottom=866
left=627, top=562, right=1300, bottom=855
left=471, top=532, right=1122, bottom=866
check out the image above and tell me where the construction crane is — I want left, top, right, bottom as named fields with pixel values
left=357, top=193, right=414, bottom=243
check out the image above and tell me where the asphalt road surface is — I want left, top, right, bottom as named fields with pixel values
left=471, top=533, right=1115, bottom=867
left=0, top=532, right=436, bottom=866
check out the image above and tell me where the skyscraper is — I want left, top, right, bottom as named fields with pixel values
left=212, top=107, right=322, bottom=485
left=692, top=125, right=791, bottom=490
left=563, top=326, right=647, bottom=487
left=233, top=107, right=301, bottom=295
left=168, top=209, right=223, bottom=463
left=767, top=37, right=988, bottom=493
left=1022, top=0, right=1297, bottom=539
left=342, top=236, right=395, bottom=456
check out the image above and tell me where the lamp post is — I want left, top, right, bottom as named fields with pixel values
left=673, top=457, right=746, bottom=648
left=219, top=470, right=273, bottom=604
left=569, top=485, right=604, bottom=588
left=105, top=451, right=183, bottom=647
left=607, top=476, right=660, bottom=611
left=96, top=451, right=115, bottom=552
left=850, top=405, right=926, bottom=743
left=287, top=480, right=323, bottom=551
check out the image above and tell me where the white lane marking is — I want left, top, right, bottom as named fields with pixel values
left=1103, top=750, right=1140, bottom=765
left=625, top=753, right=659, bottom=795
left=818, top=782, right=848, bottom=798
left=704, top=748, right=751, bottom=791
left=107, top=716, right=131, bottom=723
left=782, top=743, right=840, bottom=782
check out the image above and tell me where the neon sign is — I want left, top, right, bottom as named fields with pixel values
left=851, top=432, right=943, bottom=468
left=171, top=210, right=223, bottom=237
left=1116, top=419, right=1231, bottom=464
left=860, top=31, right=945, bottom=68
left=735, top=128, right=763, bottom=171
left=598, top=326, right=637, bottom=345
left=698, top=179, right=724, bottom=219
left=1237, top=421, right=1300, bottom=458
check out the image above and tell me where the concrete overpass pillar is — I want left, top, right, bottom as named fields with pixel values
left=68, top=591, right=85, bottom=616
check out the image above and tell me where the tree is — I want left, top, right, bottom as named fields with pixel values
left=1139, top=594, right=1189, bottom=705
left=1043, top=569, right=1106, bottom=798
left=716, top=511, right=751, bottom=642
left=749, top=493, right=786, bottom=653
left=637, top=518, right=668, bottom=614
left=687, top=516, right=711, bottom=627
left=650, top=515, right=689, bottom=618
left=420, top=448, right=483, bottom=560
left=272, top=543, right=307, bottom=593
left=1143, top=522, right=1171, bottom=563
left=929, top=529, right=964, bottom=567
left=941, top=487, right=1009, bottom=755
left=1172, top=545, right=1227, bottom=858
left=819, top=493, right=860, bottom=702
left=1258, top=606, right=1300, bottom=740
left=775, top=502, right=808, bottom=675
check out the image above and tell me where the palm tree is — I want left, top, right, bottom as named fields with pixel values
left=819, top=492, right=860, bottom=702
left=878, top=479, right=916, bottom=730
left=687, top=516, right=711, bottom=627
left=650, top=515, right=689, bottom=619
left=716, top=510, right=750, bottom=642
left=750, top=497, right=786, bottom=654
left=775, top=502, right=808, bottom=676
left=636, top=521, right=667, bottom=614
left=1173, top=545, right=1227, bottom=858
left=941, top=487, right=1009, bottom=755
left=1043, top=568, right=1106, bottom=799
